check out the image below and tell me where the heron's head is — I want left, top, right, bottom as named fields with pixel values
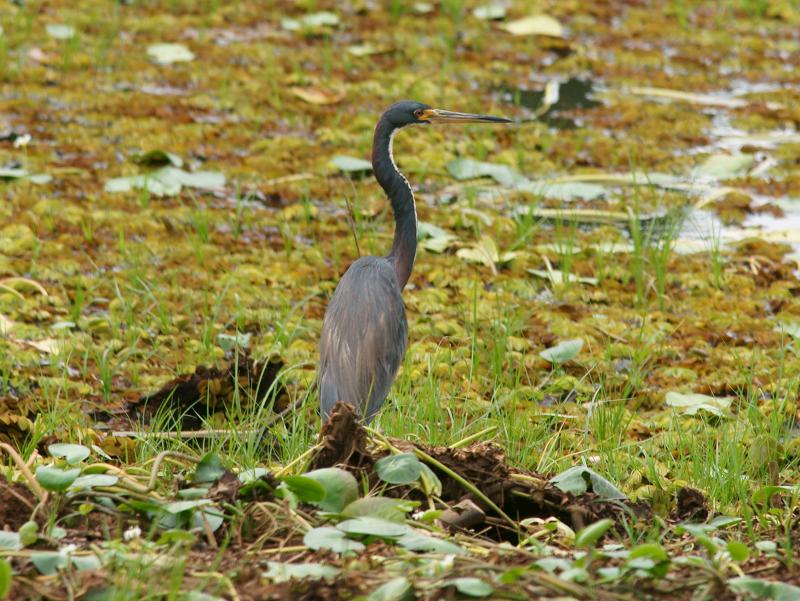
left=384, top=100, right=512, bottom=128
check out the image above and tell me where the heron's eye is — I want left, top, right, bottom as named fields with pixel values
left=414, top=109, right=423, bottom=118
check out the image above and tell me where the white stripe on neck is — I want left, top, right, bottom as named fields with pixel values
left=388, top=129, right=418, bottom=228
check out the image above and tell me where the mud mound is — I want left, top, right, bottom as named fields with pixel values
left=119, top=355, right=286, bottom=429
left=0, top=480, right=37, bottom=530
left=311, top=404, right=644, bottom=539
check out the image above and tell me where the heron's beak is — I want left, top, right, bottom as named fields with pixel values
left=420, top=108, right=512, bottom=124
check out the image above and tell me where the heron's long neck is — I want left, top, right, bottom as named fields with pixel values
left=372, top=117, right=417, bottom=290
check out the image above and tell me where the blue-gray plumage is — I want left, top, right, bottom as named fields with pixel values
left=319, top=101, right=511, bottom=423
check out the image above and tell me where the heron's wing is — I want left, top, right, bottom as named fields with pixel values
left=319, top=257, right=407, bottom=422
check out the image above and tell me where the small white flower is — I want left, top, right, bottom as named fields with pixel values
left=13, top=134, right=31, bottom=148
left=412, top=510, right=425, bottom=520
left=59, top=543, right=78, bottom=556
left=123, top=526, right=142, bottom=541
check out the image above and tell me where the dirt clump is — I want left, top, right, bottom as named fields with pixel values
left=0, top=480, right=36, bottom=530
left=311, top=404, right=644, bottom=539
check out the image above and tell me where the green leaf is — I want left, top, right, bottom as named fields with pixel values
left=31, top=551, right=67, bottom=575
left=18, top=521, right=38, bottom=547
left=46, top=24, right=76, bottom=39
left=366, top=577, right=412, bottom=601
left=156, top=530, right=197, bottom=546
left=71, top=554, right=101, bottom=571
left=329, top=155, right=372, bottom=173
left=676, top=524, right=718, bottom=553
left=217, top=332, right=251, bottom=352
left=302, top=468, right=358, bottom=512
left=665, top=392, right=732, bottom=417
left=146, top=43, right=195, bottom=64
left=728, top=577, right=800, bottom=601
left=375, top=453, right=424, bottom=485
left=446, top=159, right=523, bottom=186
left=341, top=496, right=410, bottom=523
left=445, top=577, right=494, bottom=597
left=177, top=487, right=210, bottom=499
left=397, top=531, right=466, bottom=555
left=0, top=557, right=11, bottom=600
left=303, top=527, right=365, bottom=554
left=539, top=339, right=583, bottom=364
left=0, top=532, right=20, bottom=551
left=238, top=468, right=269, bottom=484
left=752, top=485, right=800, bottom=505
left=279, top=475, right=327, bottom=504
left=35, top=466, right=80, bottom=492
left=263, top=562, right=339, bottom=583
left=48, top=443, right=90, bottom=464
left=418, top=463, right=442, bottom=497
left=550, top=466, right=626, bottom=500
left=164, top=499, right=211, bottom=514
left=337, top=517, right=409, bottom=539
left=194, top=453, right=226, bottom=484
left=726, top=541, right=750, bottom=562
left=575, top=519, right=614, bottom=548
left=629, top=543, right=668, bottom=563
left=70, top=474, right=118, bottom=491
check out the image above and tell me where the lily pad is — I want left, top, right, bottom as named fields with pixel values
left=446, top=159, right=522, bottom=186
left=500, top=14, right=564, bottom=37
left=70, top=474, right=119, bottom=490
left=105, top=167, right=225, bottom=196
left=375, top=453, right=423, bottom=485
left=329, top=155, right=372, bottom=174
left=35, top=466, right=81, bottom=492
left=48, top=443, right=90, bottom=464
left=418, top=222, right=458, bottom=253
left=341, top=497, right=410, bottom=523
left=302, top=467, right=358, bottom=512
left=397, top=531, right=466, bottom=555
left=0, top=168, right=29, bottom=180
left=694, top=154, right=755, bottom=180
left=46, top=24, right=76, bottom=40
left=516, top=180, right=606, bottom=201
left=337, top=517, right=409, bottom=539
left=147, top=43, right=195, bottom=64
left=665, top=392, right=732, bottom=417
left=473, top=4, right=506, bottom=20
left=551, top=466, right=627, bottom=500
left=303, top=527, right=365, bottom=554
left=281, top=12, right=340, bottom=32
left=445, top=577, right=493, bottom=597
left=539, top=338, right=583, bottom=363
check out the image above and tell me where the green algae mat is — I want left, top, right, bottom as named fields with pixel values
left=2, top=1, right=800, bottom=599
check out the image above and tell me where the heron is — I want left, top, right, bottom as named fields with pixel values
left=318, top=100, right=512, bottom=423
